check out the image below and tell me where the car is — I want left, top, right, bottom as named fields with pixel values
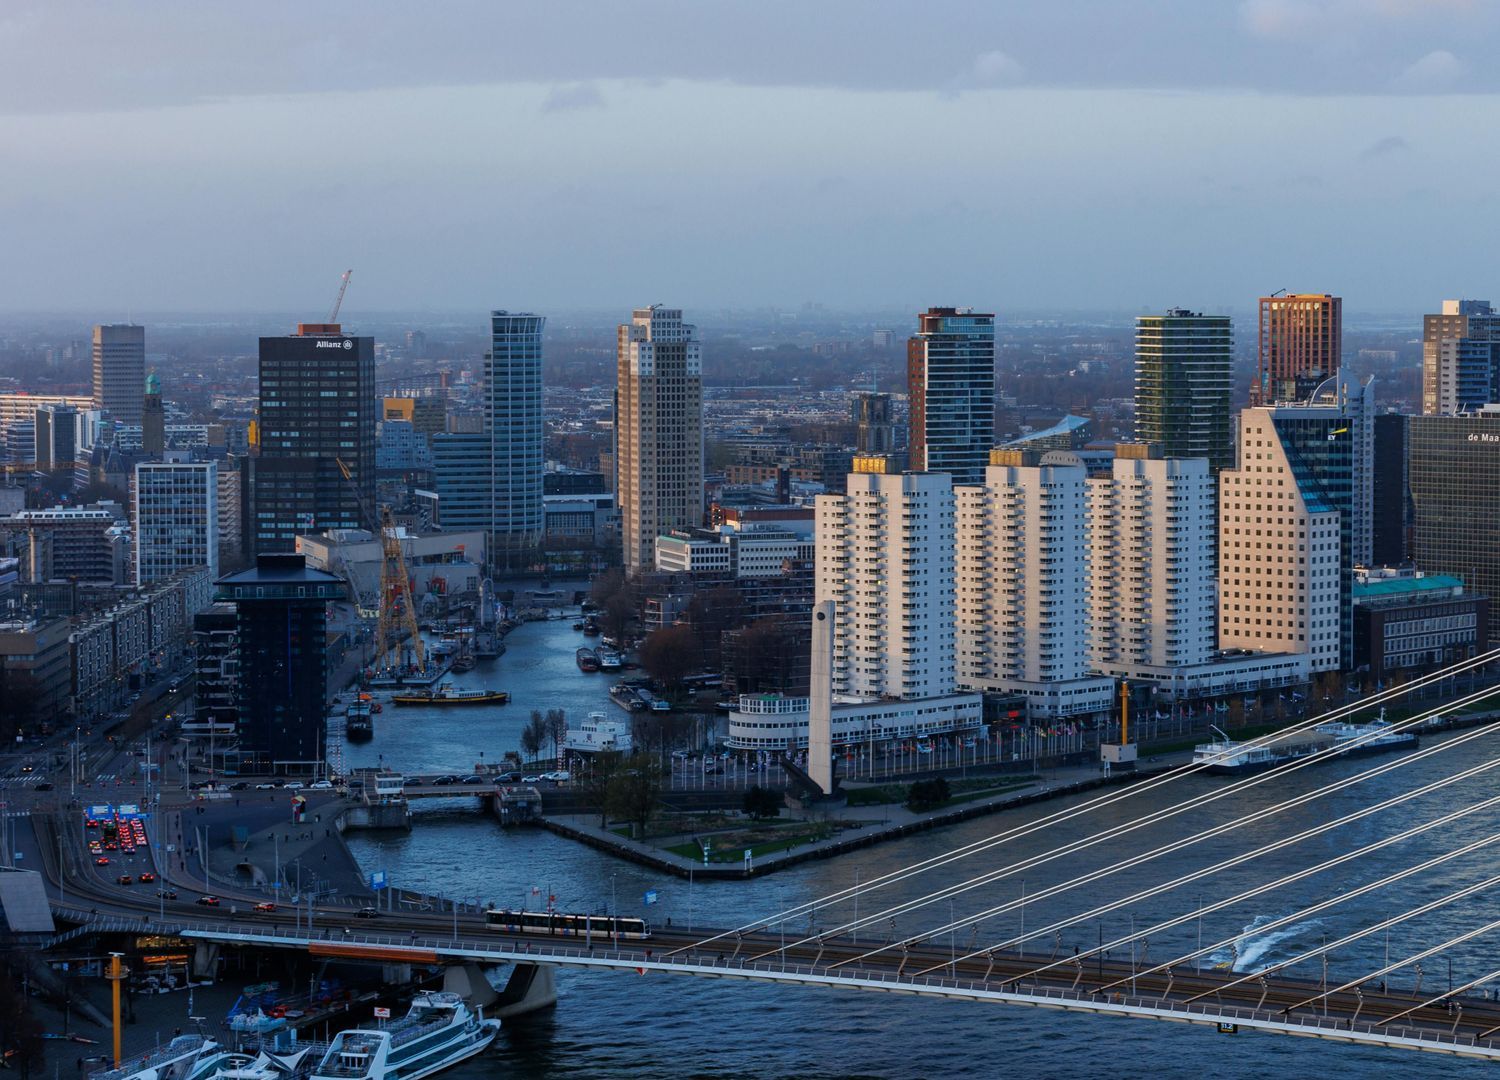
left=19, top=764, right=32, bottom=773
left=310, top=780, right=334, bottom=790
left=542, top=771, right=570, bottom=782
left=35, top=782, right=53, bottom=791
left=431, top=775, right=457, bottom=786
left=104, top=840, right=118, bottom=850
left=460, top=775, right=485, bottom=785
left=521, top=775, right=542, bottom=784
left=139, top=872, right=156, bottom=883
left=283, top=781, right=305, bottom=791
left=156, top=889, right=178, bottom=901
left=85, top=819, right=99, bottom=828
left=704, top=765, right=723, bottom=775
left=95, top=856, right=110, bottom=866
left=254, top=783, right=277, bottom=790
left=229, top=781, right=249, bottom=791
left=253, top=902, right=277, bottom=912
left=117, top=874, right=133, bottom=885
left=496, top=771, right=522, bottom=783
left=354, top=907, right=380, bottom=918
left=196, top=895, right=220, bottom=907
left=672, top=750, right=690, bottom=759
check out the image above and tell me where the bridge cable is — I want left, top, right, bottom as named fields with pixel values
left=674, top=652, right=1500, bottom=956
left=904, top=752, right=1500, bottom=980
left=753, top=695, right=1500, bottom=963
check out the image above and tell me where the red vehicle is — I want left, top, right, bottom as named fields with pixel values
left=85, top=819, right=99, bottom=828
left=196, top=895, right=220, bottom=907
left=253, top=902, right=276, bottom=912
left=139, top=872, right=156, bottom=883
left=95, top=856, right=110, bottom=866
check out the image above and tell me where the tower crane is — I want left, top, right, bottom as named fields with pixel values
left=329, top=269, right=353, bottom=324
left=335, top=457, right=426, bottom=673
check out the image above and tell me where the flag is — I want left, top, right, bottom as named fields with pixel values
left=1327, top=426, right=1348, bottom=442
left=644, top=890, right=658, bottom=906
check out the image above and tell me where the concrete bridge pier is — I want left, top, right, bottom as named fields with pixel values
left=383, top=962, right=415, bottom=986
left=489, top=963, right=557, bottom=1019
left=191, top=941, right=221, bottom=980
left=441, top=962, right=500, bottom=1009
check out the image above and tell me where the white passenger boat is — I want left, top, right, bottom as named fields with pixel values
left=1193, top=716, right=1417, bottom=776
left=308, top=992, right=498, bottom=1080
left=563, top=711, right=633, bottom=754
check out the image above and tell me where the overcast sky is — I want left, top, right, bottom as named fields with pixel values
left=2, top=0, right=1497, bottom=317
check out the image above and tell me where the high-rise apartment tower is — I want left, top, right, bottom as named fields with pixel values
left=1134, top=310, right=1233, bottom=475
left=615, top=306, right=703, bottom=573
left=908, top=307, right=995, bottom=486
left=1252, top=294, right=1341, bottom=406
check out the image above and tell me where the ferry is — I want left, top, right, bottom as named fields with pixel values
left=597, top=648, right=623, bottom=671
left=88, top=1036, right=250, bottom=1080
left=346, top=701, right=374, bottom=742
left=563, top=711, right=633, bottom=754
left=576, top=647, right=600, bottom=673
left=391, top=684, right=510, bottom=707
left=308, top=991, right=498, bottom=1080
left=1192, top=716, right=1417, bottom=775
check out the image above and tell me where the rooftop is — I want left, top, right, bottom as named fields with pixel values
left=1354, top=574, right=1468, bottom=601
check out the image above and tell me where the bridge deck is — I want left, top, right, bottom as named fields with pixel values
left=49, top=904, right=1500, bottom=1062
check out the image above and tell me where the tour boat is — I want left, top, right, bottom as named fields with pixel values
left=1192, top=716, right=1417, bottom=775
left=596, top=648, right=622, bottom=671
left=307, top=992, right=498, bottom=1080
left=91, top=1036, right=251, bottom=1080
left=391, top=685, right=510, bottom=707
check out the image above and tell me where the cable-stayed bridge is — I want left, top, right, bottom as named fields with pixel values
left=45, top=652, right=1500, bottom=1063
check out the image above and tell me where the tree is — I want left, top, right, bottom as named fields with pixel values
left=743, top=785, right=782, bottom=820
left=520, top=710, right=548, bottom=763
left=545, top=708, right=568, bottom=759
left=601, top=593, right=635, bottom=642
left=639, top=624, right=698, bottom=693
left=905, top=777, right=951, bottom=812
left=578, top=749, right=622, bottom=827
left=589, top=568, right=628, bottom=608
left=605, top=753, right=662, bottom=839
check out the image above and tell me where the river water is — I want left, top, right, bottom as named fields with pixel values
left=341, top=619, right=1500, bottom=1078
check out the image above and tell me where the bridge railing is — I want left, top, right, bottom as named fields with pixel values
left=50, top=911, right=1500, bottom=1058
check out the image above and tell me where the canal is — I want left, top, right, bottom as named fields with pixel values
left=342, top=619, right=1499, bottom=1078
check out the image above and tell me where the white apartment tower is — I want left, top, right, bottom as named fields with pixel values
left=1218, top=411, right=1342, bottom=671
left=134, top=459, right=219, bottom=586
left=1089, top=446, right=1216, bottom=678
left=616, top=306, right=704, bottom=573
left=955, top=449, right=1113, bottom=719
left=814, top=465, right=955, bottom=701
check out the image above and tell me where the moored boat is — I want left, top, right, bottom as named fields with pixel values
left=307, top=991, right=498, bottom=1080
left=576, top=647, right=600, bottom=672
left=1192, top=715, right=1417, bottom=775
left=597, top=648, right=622, bottom=671
left=391, top=684, right=510, bottom=707
left=346, top=701, right=374, bottom=742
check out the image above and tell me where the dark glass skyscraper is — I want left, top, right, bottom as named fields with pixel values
left=1410, top=414, right=1500, bottom=642
left=1134, top=310, right=1233, bottom=475
left=250, top=323, right=375, bottom=554
left=216, top=553, right=343, bottom=772
left=907, top=307, right=995, bottom=486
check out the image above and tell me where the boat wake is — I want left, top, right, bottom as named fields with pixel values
left=1207, top=913, right=1323, bottom=972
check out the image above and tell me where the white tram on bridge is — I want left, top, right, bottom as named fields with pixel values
left=484, top=908, right=652, bottom=940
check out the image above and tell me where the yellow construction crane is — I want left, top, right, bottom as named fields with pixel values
left=335, top=457, right=425, bottom=673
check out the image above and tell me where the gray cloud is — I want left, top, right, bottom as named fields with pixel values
left=1360, top=134, right=1410, bottom=160
left=541, top=82, right=605, bottom=113
left=0, top=0, right=1496, bottom=118
left=1393, top=49, right=1466, bottom=90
